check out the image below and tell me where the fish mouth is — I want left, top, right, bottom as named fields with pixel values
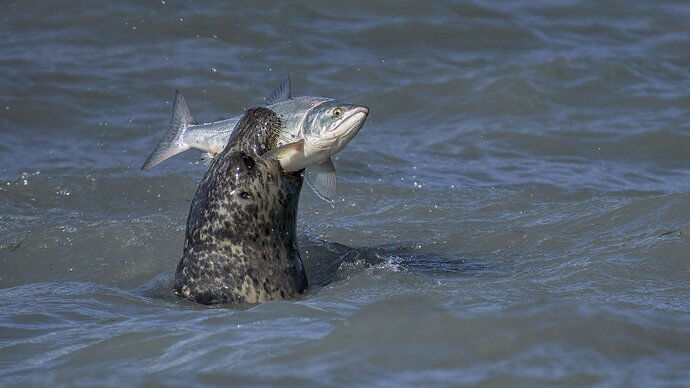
left=327, top=106, right=368, bottom=154
left=337, top=106, right=369, bottom=134
left=349, top=106, right=369, bottom=117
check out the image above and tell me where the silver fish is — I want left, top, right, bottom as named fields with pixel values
left=141, top=76, right=369, bottom=202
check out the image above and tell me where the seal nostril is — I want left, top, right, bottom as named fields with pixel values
left=241, top=153, right=255, bottom=169
left=239, top=191, right=251, bottom=199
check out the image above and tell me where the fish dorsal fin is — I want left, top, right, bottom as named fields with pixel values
left=306, top=158, right=337, bottom=203
left=264, top=75, right=291, bottom=105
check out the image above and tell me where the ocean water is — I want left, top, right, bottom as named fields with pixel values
left=1, top=0, right=690, bottom=386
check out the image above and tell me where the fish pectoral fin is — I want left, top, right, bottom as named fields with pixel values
left=306, top=157, right=337, bottom=203
left=261, top=139, right=304, bottom=166
left=264, top=75, right=291, bottom=105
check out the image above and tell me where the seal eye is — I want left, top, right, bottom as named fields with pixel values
left=241, top=153, right=255, bottom=169
left=332, top=108, right=343, bottom=117
left=239, top=191, right=251, bottom=199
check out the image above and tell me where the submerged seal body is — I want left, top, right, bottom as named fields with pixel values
left=173, top=107, right=308, bottom=305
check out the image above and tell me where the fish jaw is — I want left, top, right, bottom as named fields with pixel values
left=328, top=108, right=368, bottom=156
left=305, top=106, right=368, bottom=155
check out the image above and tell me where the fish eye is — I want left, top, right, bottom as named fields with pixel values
left=331, top=107, right=343, bottom=117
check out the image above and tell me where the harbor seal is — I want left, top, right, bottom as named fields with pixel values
left=173, top=107, right=308, bottom=305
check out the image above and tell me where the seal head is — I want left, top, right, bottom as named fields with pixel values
left=173, top=107, right=307, bottom=305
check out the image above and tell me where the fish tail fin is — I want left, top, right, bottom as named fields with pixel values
left=140, top=90, right=195, bottom=170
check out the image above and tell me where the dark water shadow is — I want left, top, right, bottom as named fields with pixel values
left=300, top=238, right=496, bottom=288
left=135, top=238, right=495, bottom=308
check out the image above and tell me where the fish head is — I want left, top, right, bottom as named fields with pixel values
left=302, top=100, right=369, bottom=155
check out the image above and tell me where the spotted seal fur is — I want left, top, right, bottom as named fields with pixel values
left=173, top=107, right=308, bottom=305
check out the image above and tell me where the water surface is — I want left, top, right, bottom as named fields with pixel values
left=1, top=0, right=690, bottom=386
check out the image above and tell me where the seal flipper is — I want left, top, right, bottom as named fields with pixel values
left=141, top=90, right=196, bottom=170
left=264, top=75, right=291, bottom=105
left=306, top=157, right=337, bottom=203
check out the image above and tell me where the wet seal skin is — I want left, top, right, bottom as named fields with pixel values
left=173, top=107, right=308, bottom=305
